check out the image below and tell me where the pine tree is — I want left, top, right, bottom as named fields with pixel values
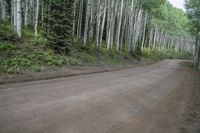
left=43, top=0, right=74, bottom=54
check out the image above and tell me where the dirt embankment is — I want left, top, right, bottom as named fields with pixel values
left=0, top=60, right=145, bottom=85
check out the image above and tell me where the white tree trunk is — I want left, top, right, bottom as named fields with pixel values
left=1, top=0, right=6, bottom=21
left=88, top=0, right=94, bottom=40
left=77, top=0, right=83, bottom=38
left=13, top=0, right=22, bottom=38
left=109, top=0, right=118, bottom=49
left=127, top=0, right=134, bottom=52
left=148, top=28, right=153, bottom=50
left=95, top=0, right=101, bottom=47
left=24, top=0, right=29, bottom=26
left=116, top=0, right=124, bottom=51
left=84, top=0, right=92, bottom=45
left=141, top=12, right=147, bottom=50
left=34, top=0, right=39, bottom=37
left=99, top=2, right=106, bottom=47
left=73, top=0, right=77, bottom=36
left=16, top=0, right=21, bottom=37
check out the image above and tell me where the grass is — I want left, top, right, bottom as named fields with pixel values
left=183, top=62, right=194, bottom=69
left=0, top=23, right=135, bottom=74
left=70, top=44, right=134, bottom=65
left=0, top=22, right=77, bottom=74
left=0, top=42, right=67, bottom=74
left=183, top=62, right=200, bottom=72
left=0, top=42, right=135, bottom=74
left=141, top=48, right=192, bottom=64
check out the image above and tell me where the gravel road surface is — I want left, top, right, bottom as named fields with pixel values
left=0, top=60, right=199, bottom=133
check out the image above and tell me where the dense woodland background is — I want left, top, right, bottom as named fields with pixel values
left=0, top=0, right=200, bottom=74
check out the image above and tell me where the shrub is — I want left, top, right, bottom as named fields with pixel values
left=2, top=57, right=32, bottom=74
left=0, top=22, right=21, bottom=42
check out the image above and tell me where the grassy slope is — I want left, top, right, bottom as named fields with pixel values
left=142, top=48, right=192, bottom=64
left=0, top=22, right=192, bottom=75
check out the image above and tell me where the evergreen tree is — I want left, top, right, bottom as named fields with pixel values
left=43, top=0, right=74, bottom=53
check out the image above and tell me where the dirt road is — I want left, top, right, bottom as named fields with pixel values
left=0, top=60, right=199, bottom=133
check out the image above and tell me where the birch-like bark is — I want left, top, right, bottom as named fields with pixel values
left=141, top=11, right=147, bottom=50
left=116, top=0, right=124, bottom=51
left=153, top=28, right=157, bottom=49
left=77, top=0, right=83, bottom=38
left=127, top=0, right=135, bottom=52
left=99, top=1, right=106, bottom=47
left=107, top=0, right=115, bottom=49
left=1, top=0, right=6, bottom=21
left=73, top=0, right=77, bottom=36
left=109, top=0, right=118, bottom=49
left=120, top=12, right=127, bottom=51
left=88, top=0, right=94, bottom=40
left=95, top=0, right=101, bottom=47
left=24, top=0, right=28, bottom=26
left=148, top=28, right=153, bottom=50
left=84, top=0, right=92, bottom=45
left=13, top=0, right=22, bottom=37
left=34, top=0, right=39, bottom=37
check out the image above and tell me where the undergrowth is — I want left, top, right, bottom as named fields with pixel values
left=0, top=42, right=67, bottom=74
left=142, top=48, right=192, bottom=64
left=0, top=22, right=193, bottom=75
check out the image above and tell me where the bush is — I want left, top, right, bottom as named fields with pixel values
left=67, top=58, right=81, bottom=66
left=2, top=57, right=32, bottom=74
left=71, top=52, right=96, bottom=63
left=0, top=43, right=18, bottom=52
left=0, top=42, right=67, bottom=74
left=0, top=22, right=21, bottom=42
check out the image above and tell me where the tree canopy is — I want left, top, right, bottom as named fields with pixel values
left=185, top=0, right=200, bottom=69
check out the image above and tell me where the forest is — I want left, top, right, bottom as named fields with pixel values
left=0, top=0, right=199, bottom=74
left=1, top=1, right=200, bottom=132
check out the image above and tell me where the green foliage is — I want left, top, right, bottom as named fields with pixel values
left=150, top=1, right=191, bottom=37
left=43, top=0, right=74, bottom=53
left=2, top=57, right=32, bottom=74
left=0, top=43, right=17, bottom=51
left=0, top=22, right=20, bottom=42
left=142, top=48, right=192, bottom=61
left=134, top=46, right=142, bottom=56
left=0, top=22, right=46, bottom=44
left=0, top=42, right=66, bottom=74
left=72, top=52, right=96, bottom=64
left=33, top=35, right=48, bottom=45
left=23, top=27, right=35, bottom=40
left=70, top=42, right=134, bottom=65
left=66, top=58, right=81, bottom=66
left=143, top=0, right=166, bottom=12
left=32, top=51, right=65, bottom=66
left=185, top=0, right=200, bottom=32
left=183, top=62, right=194, bottom=69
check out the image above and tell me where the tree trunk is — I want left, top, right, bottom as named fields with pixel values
left=95, top=0, right=101, bottom=47
left=84, top=0, right=92, bottom=45
left=197, top=45, right=200, bottom=70
left=194, top=33, right=199, bottom=69
left=116, top=0, right=124, bottom=51
left=24, top=0, right=29, bottom=26
left=1, top=0, right=6, bottom=21
left=141, top=11, right=147, bottom=50
left=77, top=0, right=83, bottom=38
left=73, top=0, right=77, bottom=36
left=99, top=2, right=106, bottom=47
left=34, top=0, right=39, bottom=37
left=13, top=0, right=22, bottom=38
